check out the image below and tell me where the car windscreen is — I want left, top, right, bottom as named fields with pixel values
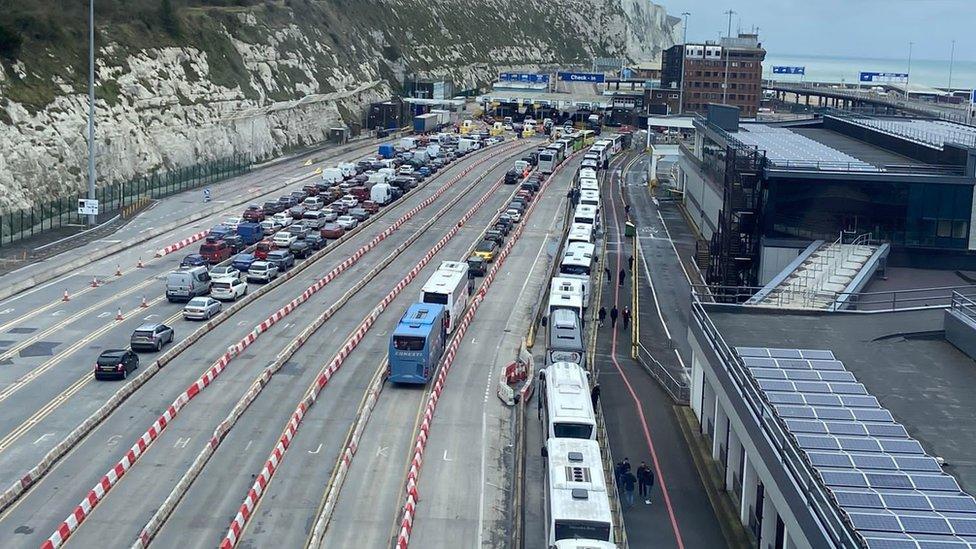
left=476, top=242, right=494, bottom=252
left=97, top=355, right=123, bottom=366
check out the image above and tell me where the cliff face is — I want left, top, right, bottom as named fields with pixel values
left=0, top=0, right=677, bottom=212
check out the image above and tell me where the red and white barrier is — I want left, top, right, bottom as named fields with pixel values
left=218, top=172, right=513, bottom=549
left=40, top=144, right=525, bottom=549
left=155, top=230, right=208, bottom=258
left=394, top=150, right=578, bottom=549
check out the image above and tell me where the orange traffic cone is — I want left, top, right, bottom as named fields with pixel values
left=62, top=289, right=70, bottom=302
left=140, top=295, right=149, bottom=308
left=115, top=265, right=123, bottom=276
left=91, top=276, right=99, bottom=288
left=115, top=308, right=124, bottom=321
left=137, top=257, right=144, bottom=268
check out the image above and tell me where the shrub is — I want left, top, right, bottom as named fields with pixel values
left=0, top=24, right=23, bottom=61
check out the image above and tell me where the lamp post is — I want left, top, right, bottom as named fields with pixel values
left=87, top=0, right=97, bottom=225
left=905, top=41, right=914, bottom=101
left=948, top=39, right=956, bottom=93
left=722, top=9, right=736, bottom=105
left=678, top=11, right=690, bottom=115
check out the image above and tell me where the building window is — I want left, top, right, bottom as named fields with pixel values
left=953, top=221, right=969, bottom=239
left=937, top=220, right=953, bottom=238
left=670, top=93, right=679, bottom=99
left=731, top=62, right=739, bottom=67
left=704, top=71, right=711, bottom=77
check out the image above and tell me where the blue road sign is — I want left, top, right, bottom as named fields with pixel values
left=772, top=66, right=805, bottom=75
left=971, top=89, right=976, bottom=104
left=498, top=72, right=549, bottom=84
left=557, top=71, right=606, bottom=83
left=859, top=71, right=908, bottom=83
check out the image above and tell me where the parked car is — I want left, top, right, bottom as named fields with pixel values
left=336, top=215, right=358, bottom=230
left=223, top=217, right=243, bottom=231
left=321, top=223, right=345, bottom=239
left=303, top=196, right=325, bottom=211
left=504, top=169, right=521, bottom=185
left=362, top=200, right=379, bottom=214
left=129, top=323, right=175, bottom=352
left=302, top=184, right=320, bottom=196
left=199, top=238, right=232, bottom=264
left=348, top=207, right=369, bottom=222
left=290, top=239, right=312, bottom=259
left=259, top=219, right=278, bottom=235
left=319, top=208, right=339, bottom=222
left=242, top=205, right=266, bottom=222
left=466, top=255, right=487, bottom=277
left=474, top=240, right=499, bottom=262
left=290, top=190, right=308, bottom=202
left=273, top=231, right=297, bottom=248
left=505, top=209, right=522, bottom=223
left=484, top=229, right=504, bottom=244
left=494, top=218, right=513, bottom=235
left=93, top=349, right=139, bottom=380
left=288, top=224, right=309, bottom=240
left=231, top=253, right=257, bottom=272
left=272, top=212, right=293, bottom=228
left=339, top=195, right=358, bottom=209
left=255, top=239, right=275, bottom=260
left=288, top=205, right=307, bottom=219
left=302, top=210, right=329, bottom=230
left=247, top=261, right=279, bottom=283
left=330, top=202, right=349, bottom=215
left=277, top=195, right=297, bottom=208
left=209, top=265, right=242, bottom=281
left=181, top=253, right=207, bottom=268
left=211, top=277, right=248, bottom=301
left=183, top=296, right=222, bottom=320
left=304, top=233, right=326, bottom=251
left=262, top=200, right=285, bottom=215
left=266, top=250, right=295, bottom=272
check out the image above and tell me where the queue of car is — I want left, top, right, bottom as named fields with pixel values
left=467, top=163, right=538, bottom=275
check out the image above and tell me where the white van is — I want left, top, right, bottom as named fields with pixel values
left=321, top=168, right=344, bottom=185
left=371, top=183, right=394, bottom=205
left=458, top=138, right=480, bottom=153
left=399, top=137, right=417, bottom=150
left=303, top=196, right=325, bottom=211
left=165, top=266, right=212, bottom=303
left=337, top=162, right=358, bottom=179
left=367, top=172, right=389, bottom=186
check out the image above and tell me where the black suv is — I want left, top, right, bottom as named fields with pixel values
left=94, top=349, right=139, bottom=380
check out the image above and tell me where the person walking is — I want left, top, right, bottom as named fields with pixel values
left=624, top=203, right=631, bottom=217
left=610, top=306, right=619, bottom=330
left=622, top=469, right=637, bottom=508
left=598, top=306, right=606, bottom=327
left=614, top=460, right=625, bottom=488
left=605, top=266, right=612, bottom=284
left=628, top=255, right=635, bottom=272
left=622, top=306, right=631, bottom=330
left=618, top=268, right=626, bottom=287
left=637, top=461, right=655, bottom=504
left=590, top=383, right=600, bottom=410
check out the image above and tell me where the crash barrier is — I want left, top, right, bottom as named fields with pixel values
left=155, top=230, right=209, bottom=257
left=136, top=147, right=533, bottom=548
left=218, top=164, right=524, bottom=549
left=395, top=149, right=580, bottom=548
left=36, top=141, right=525, bottom=549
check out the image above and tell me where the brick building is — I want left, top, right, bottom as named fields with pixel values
left=661, top=34, right=766, bottom=117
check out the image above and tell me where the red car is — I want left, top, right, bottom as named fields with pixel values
left=242, top=205, right=266, bottom=222
left=362, top=200, right=379, bottom=214
left=199, top=238, right=232, bottom=264
left=255, top=239, right=275, bottom=260
left=320, top=223, right=345, bottom=239
left=302, top=184, right=320, bottom=196
left=350, top=186, right=369, bottom=201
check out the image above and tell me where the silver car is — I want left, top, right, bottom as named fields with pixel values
left=129, top=323, right=175, bottom=352
left=246, top=260, right=279, bottom=283
left=183, top=297, right=222, bottom=320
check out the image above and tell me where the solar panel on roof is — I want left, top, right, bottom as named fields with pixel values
left=768, top=348, right=804, bottom=359
left=786, top=419, right=829, bottom=434
left=806, top=394, right=844, bottom=406
left=821, top=371, right=858, bottom=383
left=841, top=395, right=882, bottom=408
left=880, top=439, right=926, bottom=455
left=830, top=383, right=869, bottom=395
left=759, top=379, right=795, bottom=392
left=855, top=409, right=896, bottom=423
left=900, top=515, right=953, bottom=535
left=742, top=356, right=777, bottom=368
left=836, top=490, right=885, bottom=508
left=948, top=517, right=976, bottom=535
left=911, top=475, right=960, bottom=492
left=809, top=359, right=847, bottom=371
left=823, top=470, right=870, bottom=488
left=827, top=422, right=869, bottom=436
left=802, top=349, right=836, bottom=360
left=930, top=496, right=976, bottom=513
left=735, top=347, right=769, bottom=357
left=767, top=392, right=806, bottom=404
left=785, top=369, right=824, bottom=381
left=775, top=405, right=817, bottom=418
left=797, top=434, right=841, bottom=450
left=776, top=358, right=812, bottom=370
left=850, top=512, right=904, bottom=532
left=854, top=454, right=898, bottom=470
left=815, top=407, right=856, bottom=421
left=868, top=424, right=910, bottom=438
left=882, top=493, right=932, bottom=511
left=839, top=437, right=884, bottom=453
left=864, top=536, right=918, bottom=549
left=810, top=452, right=855, bottom=468
left=795, top=381, right=832, bottom=393
left=868, top=473, right=915, bottom=490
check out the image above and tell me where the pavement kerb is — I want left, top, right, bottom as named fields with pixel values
left=395, top=150, right=584, bottom=548
left=37, top=141, right=526, bottom=549
left=134, top=144, right=532, bottom=548
left=218, top=149, right=536, bottom=548
left=1, top=141, right=511, bottom=521
left=0, top=137, right=385, bottom=304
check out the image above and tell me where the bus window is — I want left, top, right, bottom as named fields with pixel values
left=393, top=336, right=425, bottom=351
left=560, top=264, right=589, bottom=276
left=423, top=292, right=448, bottom=305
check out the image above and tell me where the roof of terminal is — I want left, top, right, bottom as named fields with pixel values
left=707, top=305, right=976, bottom=547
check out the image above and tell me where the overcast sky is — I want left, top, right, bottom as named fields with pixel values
left=663, top=0, right=975, bottom=61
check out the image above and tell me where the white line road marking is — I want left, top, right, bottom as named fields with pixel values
left=107, top=434, right=122, bottom=446
left=143, top=314, right=158, bottom=320
left=237, top=321, right=247, bottom=326
left=51, top=310, right=65, bottom=317
left=245, top=440, right=253, bottom=452
left=442, top=450, right=452, bottom=462
left=0, top=308, right=14, bottom=315
left=309, top=443, right=322, bottom=454
left=174, top=437, right=191, bottom=448
left=139, top=227, right=156, bottom=234
left=376, top=445, right=388, bottom=458
left=97, top=312, right=110, bottom=318
left=33, top=433, right=54, bottom=445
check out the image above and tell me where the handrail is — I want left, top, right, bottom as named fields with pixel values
left=691, top=299, right=862, bottom=548
left=692, top=283, right=976, bottom=312
left=950, top=290, right=976, bottom=324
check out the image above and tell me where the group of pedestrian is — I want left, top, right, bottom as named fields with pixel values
left=615, top=458, right=655, bottom=508
left=597, top=305, right=630, bottom=330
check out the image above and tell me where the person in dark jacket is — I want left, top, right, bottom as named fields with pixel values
left=590, top=383, right=600, bottom=410
left=622, top=306, right=631, bottom=330
left=628, top=255, right=635, bottom=272
left=637, top=461, right=655, bottom=504
left=598, top=306, right=606, bottom=327
left=610, top=306, right=619, bottom=329
left=622, top=470, right=637, bottom=508
left=604, top=266, right=612, bottom=284
left=619, top=268, right=626, bottom=286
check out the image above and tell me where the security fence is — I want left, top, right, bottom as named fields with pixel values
left=0, top=154, right=250, bottom=247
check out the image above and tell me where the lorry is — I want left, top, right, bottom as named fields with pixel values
left=430, top=109, right=451, bottom=128
left=378, top=143, right=396, bottom=159
left=371, top=182, right=394, bottom=205
left=413, top=113, right=439, bottom=134
left=398, top=137, right=417, bottom=151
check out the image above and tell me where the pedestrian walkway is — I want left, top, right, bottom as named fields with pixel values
left=593, top=152, right=727, bottom=548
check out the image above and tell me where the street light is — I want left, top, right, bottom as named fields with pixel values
left=905, top=41, right=914, bottom=101
left=87, top=0, right=96, bottom=226
left=722, top=9, right=736, bottom=105
left=678, top=11, right=690, bottom=115
left=948, top=39, right=956, bottom=93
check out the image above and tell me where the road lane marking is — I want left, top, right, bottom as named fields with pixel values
left=309, top=443, right=322, bottom=455
left=0, top=308, right=14, bottom=315
left=174, top=437, right=191, bottom=448
left=442, top=450, right=452, bottom=462
left=107, top=435, right=122, bottom=446
left=33, top=433, right=53, bottom=445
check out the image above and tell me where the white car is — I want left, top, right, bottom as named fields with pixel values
left=319, top=208, right=338, bottom=222
left=210, top=277, right=248, bottom=301
left=260, top=219, right=278, bottom=234
left=183, top=297, right=222, bottom=320
left=246, top=261, right=279, bottom=283
left=397, top=165, right=415, bottom=176
left=336, top=215, right=358, bottom=230
left=505, top=209, right=522, bottom=223
left=273, top=231, right=297, bottom=248
left=339, top=195, right=358, bottom=208
left=223, top=217, right=243, bottom=231
left=209, top=265, right=242, bottom=281
left=272, top=212, right=293, bottom=228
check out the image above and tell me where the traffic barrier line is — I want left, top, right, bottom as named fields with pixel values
left=36, top=141, right=525, bottom=549
left=133, top=148, right=532, bottom=548
left=217, top=167, right=521, bottom=549
left=154, top=230, right=208, bottom=258
left=393, top=150, right=582, bottom=549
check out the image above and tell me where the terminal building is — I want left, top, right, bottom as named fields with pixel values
left=662, top=34, right=767, bottom=117
left=678, top=105, right=976, bottom=289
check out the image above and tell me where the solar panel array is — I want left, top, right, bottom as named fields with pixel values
left=736, top=347, right=976, bottom=549
left=850, top=118, right=976, bottom=150
left=735, top=125, right=879, bottom=172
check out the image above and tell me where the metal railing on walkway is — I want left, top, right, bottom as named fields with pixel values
left=694, top=283, right=976, bottom=312
left=634, top=343, right=690, bottom=404
left=950, top=290, right=976, bottom=324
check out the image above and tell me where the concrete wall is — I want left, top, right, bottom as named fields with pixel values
left=759, top=245, right=804, bottom=286
left=945, top=308, right=976, bottom=360
left=679, top=155, right=722, bottom=240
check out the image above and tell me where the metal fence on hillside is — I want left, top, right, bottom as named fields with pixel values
left=0, top=154, right=250, bottom=247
